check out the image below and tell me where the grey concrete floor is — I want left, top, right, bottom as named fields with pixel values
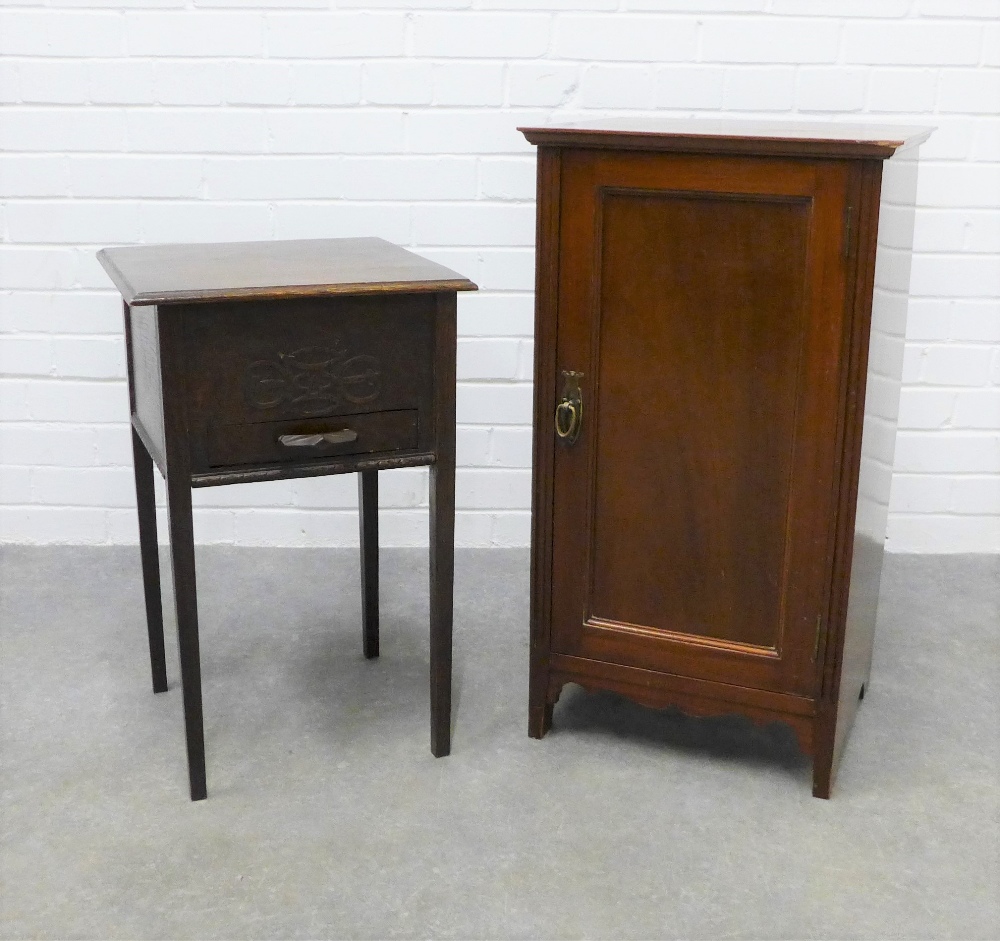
left=0, top=546, right=997, bottom=940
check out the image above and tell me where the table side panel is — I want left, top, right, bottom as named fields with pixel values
left=128, top=304, right=167, bottom=467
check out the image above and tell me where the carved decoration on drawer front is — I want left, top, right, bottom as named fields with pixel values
left=243, top=344, right=382, bottom=415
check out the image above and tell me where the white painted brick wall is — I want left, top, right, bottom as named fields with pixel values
left=1, top=0, right=997, bottom=551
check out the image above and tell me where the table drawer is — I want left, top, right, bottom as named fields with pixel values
left=182, top=295, right=437, bottom=472
left=207, top=410, right=418, bottom=468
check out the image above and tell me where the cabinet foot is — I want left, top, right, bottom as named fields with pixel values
left=528, top=702, right=554, bottom=739
left=812, top=715, right=835, bottom=800
left=812, top=770, right=832, bottom=800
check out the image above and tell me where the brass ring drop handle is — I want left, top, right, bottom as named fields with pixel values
left=278, top=430, right=358, bottom=448
left=555, top=401, right=578, bottom=438
left=554, top=370, right=584, bottom=445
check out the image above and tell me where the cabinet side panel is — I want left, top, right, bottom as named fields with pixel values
left=834, top=149, right=920, bottom=770
left=130, top=304, right=167, bottom=467
left=528, top=147, right=562, bottom=734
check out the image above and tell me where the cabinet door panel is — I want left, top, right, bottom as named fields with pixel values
left=551, top=151, right=851, bottom=696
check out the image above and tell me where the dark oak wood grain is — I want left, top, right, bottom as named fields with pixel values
left=99, top=238, right=476, bottom=801
left=523, top=121, right=928, bottom=798
left=98, top=237, right=476, bottom=306
left=180, top=294, right=437, bottom=476
left=189, top=450, right=436, bottom=489
left=123, top=300, right=168, bottom=694
left=131, top=427, right=167, bottom=695
left=359, top=470, right=379, bottom=660
left=158, top=304, right=207, bottom=802
left=429, top=292, right=458, bottom=758
left=127, top=304, right=166, bottom=470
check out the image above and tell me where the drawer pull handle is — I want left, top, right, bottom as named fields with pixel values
left=555, top=370, right=584, bottom=445
left=278, top=430, right=358, bottom=448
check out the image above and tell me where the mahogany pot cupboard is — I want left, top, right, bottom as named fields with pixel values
left=519, top=120, right=931, bottom=798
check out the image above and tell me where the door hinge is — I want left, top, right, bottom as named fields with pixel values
left=842, top=205, right=855, bottom=259
left=813, top=614, right=823, bottom=661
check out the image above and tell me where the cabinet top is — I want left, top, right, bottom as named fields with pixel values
left=97, top=237, right=478, bottom=307
left=519, top=118, right=932, bottom=159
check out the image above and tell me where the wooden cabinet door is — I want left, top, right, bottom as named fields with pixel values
left=550, top=150, right=852, bottom=698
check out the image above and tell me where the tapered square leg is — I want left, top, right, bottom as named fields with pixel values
left=165, top=475, right=207, bottom=802
left=428, top=459, right=455, bottom=758
left=428, top=293, right=457, bottom=759
left=358, top=470, right=379, bottom=660
left=131, top=427, right=168, bottom=694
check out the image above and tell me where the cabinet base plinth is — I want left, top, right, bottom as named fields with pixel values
left=531, top=656, right=865, bottom=798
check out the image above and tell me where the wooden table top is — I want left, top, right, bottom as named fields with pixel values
left=97, top=237, right=478, bottom=306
